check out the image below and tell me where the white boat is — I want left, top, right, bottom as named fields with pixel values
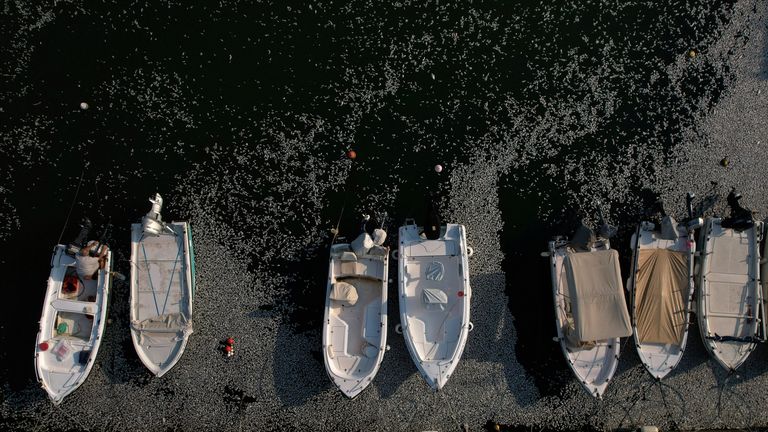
left=322, top=228, right=389, bottom=398
left=35, top=239, right=112, bottom=404
left=397, top=220, right=472, bottom=390
left=548, top=224, right=632, bottom=398
left=698, top=216, right=763, bottom=372
left=130, top=193, right=195, bottom=377
left=629, top=212, right=699, bottom=380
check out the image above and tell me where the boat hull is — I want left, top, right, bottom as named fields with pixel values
left=697, top=217, right=762, bottom=372
left=35, top=245, right=112, bottom=404
left=629, top=223, right=695, bottom=380
left=322, top=243, right=389, bottom=398
left=130, top=221, right=195, bottom=377
left=549, top=239, right=621, bottom=399
left=398, top=223, right=471, bottom=390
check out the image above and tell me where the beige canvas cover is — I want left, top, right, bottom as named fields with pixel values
left=635, top=248, right=687, bottom=345
left=330, top=281, right=358, bottom=306
left=565, top=249, right=632, bottom=341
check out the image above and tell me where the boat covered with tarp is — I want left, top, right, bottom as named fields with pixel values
left=698, top=190, right=762, bottom=372
left=549, top=219, right=631, bottom=398
left=130, top=193, right=195, bottom=377
left=629, top=194, right=701, bottom=379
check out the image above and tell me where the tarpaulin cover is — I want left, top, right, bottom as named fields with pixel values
left=422, top=288, right=448, bottom=305
left=330, top=281, right=358, bottom=306
left=635, top=248, right=688, bottom=345
left=565, top=249, right=631, bottom=342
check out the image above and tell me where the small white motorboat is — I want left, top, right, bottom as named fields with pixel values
left=629, top=194, right=702, bottom=380
left=548, top=221, right=632, bottom=398
left=698, top=202, right=763, bottom=372
left=397, top=219, right=472, bottom=390
left=130, top=193, right=196, bottom=377
left=322, top=224, right=389, bottom=398
left=35, top=221, right=113, bottom=404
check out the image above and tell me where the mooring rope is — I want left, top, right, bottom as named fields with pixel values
left=57, top=169, right=86, bottom=245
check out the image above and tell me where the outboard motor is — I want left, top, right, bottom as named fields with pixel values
left=66, top=218, right=92, bottom=256
left=660, top=216, right=680, bottom=241
left=651, top=198, right=681, bottom=240
left=141, top=193, right=173, bottom=236
left=722, top=188, right=754, bottom=231
left=89, top=223, right=112, bottom=257
left=571, top=222, right=595, bottom=252
left=596, top=202, right=617, bottom=239
left=685, top=192, right=703, bottom=230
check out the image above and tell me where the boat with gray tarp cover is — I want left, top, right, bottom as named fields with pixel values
left=698, top=190, right=763, bottom=372
left=130, top=193, right=195, bottom=377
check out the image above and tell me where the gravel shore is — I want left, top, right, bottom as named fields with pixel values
left=2, top=0, right=768, bottom=430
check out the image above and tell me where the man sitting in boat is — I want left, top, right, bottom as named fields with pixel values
left=75, top=241, right=109, bottom=280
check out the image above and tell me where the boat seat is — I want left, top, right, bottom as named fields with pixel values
left=51, top=299, right=96, bottom=315
left=330, top=281, right=358, bottom=306
left=340, top=251, right=357, bottom=261
left=339, top=259, right=384, bottom=280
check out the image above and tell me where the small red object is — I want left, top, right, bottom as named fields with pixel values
left=226, top=338, right=235, bottom=345
left=224, top=345, right=233, bottom=353
left=39, top=342, right=49, bottom=351
left=458, top=291, right=464, bottom=297
left=347, top=149, right=357, bottom=160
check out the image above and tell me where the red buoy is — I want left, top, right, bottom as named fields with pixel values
left=347, top=149, right=357, bottom=160
left=226, top=337, right=235, bottom=345
left=39, top=342, right=49, bottom=351
left=224, top=345, right=233, bottom=353
left=458, top=291, right=464, bottom=297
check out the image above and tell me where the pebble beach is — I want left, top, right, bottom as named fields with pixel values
left=2, top=0, right=768, bottom=430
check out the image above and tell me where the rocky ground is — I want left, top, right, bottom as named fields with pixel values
left=2, top=0, right=768, bottom=430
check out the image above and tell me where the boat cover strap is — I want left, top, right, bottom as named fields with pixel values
left=707, top=334, right=759, bottom=343
left=635, top=248, right=687, bottom=345
left=133, top=313, right=187, bottom=331
left=565, top=249, right=632, bottom=341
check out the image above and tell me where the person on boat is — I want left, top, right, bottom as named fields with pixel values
left=75, top=241, right=108, bottom=280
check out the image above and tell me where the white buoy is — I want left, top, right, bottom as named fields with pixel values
left=434, top=164, right=443, bottom=173
left=79, top=102, right=89, bottom=110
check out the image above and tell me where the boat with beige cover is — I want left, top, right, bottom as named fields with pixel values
left=322, top=225, right=389, bottom=398
left=548, top=222, right=631, bottom=398
left=629, top=195, right=701, bottom=380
